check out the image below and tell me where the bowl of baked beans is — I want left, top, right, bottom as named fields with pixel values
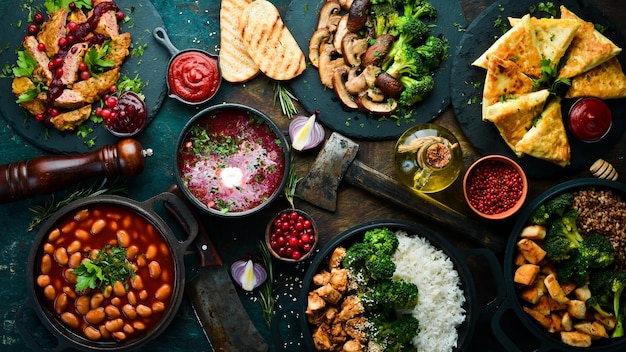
left=16, top=193, right=198, bottom=351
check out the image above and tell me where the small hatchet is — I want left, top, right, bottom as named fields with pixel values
left=297, top=132, right=505, bottom=252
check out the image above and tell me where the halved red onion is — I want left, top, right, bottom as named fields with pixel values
left=230, top=257, right=267, bottom=291
left=289, top=109, right=325, bottom=151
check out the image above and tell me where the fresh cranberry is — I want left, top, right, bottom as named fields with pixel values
left=37, top=42, right=45, bottom=52
left=116, top=11, right=125, bottom=21
left=27, top=24, right=38, bottom=35
left=33, top=13, right=44, bottom=24
left=267, top=210, right=316, bottom=260
left=68, top=22, right=78, bottom=32
left=80, top=70, right=90, bottom=81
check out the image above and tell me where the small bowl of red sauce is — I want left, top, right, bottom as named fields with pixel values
left=568, top=97, right=613, bottom=143
left=103, top=91, right=148, bottom=137
left=153, top=27, right=221, bottom=105
left=463, top=155, right=528, bottom=220
left=175, top=103, right=290, bottom=217
left=266, top=209, right=318, bottom=263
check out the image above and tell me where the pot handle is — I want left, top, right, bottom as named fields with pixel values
left=459, top=248, right=505, bottom=315
left=15, top=297, right=70, bottom=352
left=491, top=296, right=562, bottom=352
left=152, top=27, right=180, bottom=56
left=145, top=192, right=199, bottom=253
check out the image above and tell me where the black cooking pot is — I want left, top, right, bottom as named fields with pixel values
left=299, top=219, right=504, bottom=351
left=15, top=192, right=198, bottom=351
left=493, top=178, right=626, bottom=351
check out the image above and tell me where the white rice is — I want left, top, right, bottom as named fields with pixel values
left=391, top=231, right=466, bottom=352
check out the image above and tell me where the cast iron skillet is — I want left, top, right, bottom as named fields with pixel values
left=15, top=193, right=198, bottom=351
left=300, top=219, right=505, bottom=351
left=493, top=178, right=626, bottom=351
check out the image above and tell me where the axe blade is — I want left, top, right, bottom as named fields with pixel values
left=297, top=132, right=359, bottom=211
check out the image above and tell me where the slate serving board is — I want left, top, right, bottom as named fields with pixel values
left=283, top=0, right=467, bottom=140
left=0, top=0, right=168, bottom=154
left=450, top=0, right=626, bottom=179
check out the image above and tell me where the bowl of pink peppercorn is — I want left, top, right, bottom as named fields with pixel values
left=266, top=209, right=318, bottom=263
left=463, top=155, right=528, bottom=220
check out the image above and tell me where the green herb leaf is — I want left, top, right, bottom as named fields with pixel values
left=72, top=245, right=136, bottom=292
left=13, top=51, right=37, bottom=78
left=116, top=73, right=145, bottom=99
left=45, top=0, right=91, bottom=13
left=85, top=40, right=115, bottom=75
left=273, top=81, right=298, bottom=119
left=257, top=241, right=275, bottom=326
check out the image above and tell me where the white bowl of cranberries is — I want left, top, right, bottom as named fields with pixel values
left=266, top=209, right=317, bottom=263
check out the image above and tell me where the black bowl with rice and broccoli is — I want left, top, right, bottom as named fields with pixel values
left=495, top=178, right=626, bottom=351
left=300, top=219, right=504, bottom=352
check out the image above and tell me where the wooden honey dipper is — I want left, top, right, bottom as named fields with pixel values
left=0, top=139, right=151, bottom=203
left=589, top=158, right=619, bottom=181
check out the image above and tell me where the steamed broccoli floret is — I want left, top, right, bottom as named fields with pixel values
left=544, top=233, right=577, bottom=262
left=415, top=35, right=448, bottom=70
left=370, top=3, right=400, bottom=37
left=385, top=45, right=423, bottom=79
left=403, top=0, right=437, bottom=20
left=364, top=279, right=419, bottom=311
left=555, top=250, right=588, bottom=287
left=588, top=269, right=616, bottom=317
left=343, top=242, right=374, bottom=269
left=547, top=216, right=583, bottom=249
left=545, top=193, right=574, bottom=217
left=398, top=75, right=434, bottom=107
left=528, top=204, right=550, bottom=226
left=611, top=271, right=626, bottom=338
left=385, top=16, right=429, bottom=60
left=580, top=235, right=615, bottom=269
left=587, top=295, right=614, bottom=318
left=372, top=313, right=420, bottom=351
left=366, top=251, right=397, bottom=279
left=363, top=228, right=399, bottom=255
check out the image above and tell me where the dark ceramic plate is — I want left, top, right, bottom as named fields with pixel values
left=283, top=0, right=467, bottom=140
left=493, top=178, right=626, bottom=351
left=450, top=0, right=626, bottom=179
left=0, top=0, right=168, bottom=154
left=299, top=219, right=505, bottom=351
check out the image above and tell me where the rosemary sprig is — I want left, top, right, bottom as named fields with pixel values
left=27, top=179, right=128, bottom=231
left=273, top=81, right=299, bottom=119
left=284, top=157, right=302, bottom=209
left=257, top=240, right=275, bottom=326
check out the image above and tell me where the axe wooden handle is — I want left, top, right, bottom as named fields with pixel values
left=343, top=159, right=505, bottom=252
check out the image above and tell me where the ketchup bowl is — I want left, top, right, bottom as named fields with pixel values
left=152, top=27, right=221, bottom=105
left=568, top=97, right=613, bottom=143
left=175, top=104, right=290, bottom=217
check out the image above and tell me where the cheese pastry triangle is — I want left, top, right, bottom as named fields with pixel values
left=515, top=99, right=571, bottom=167
left=558, top=5, right=622, bottom=78
left=508, top=17, right=580, bottom=67
left=566, top=57, right=626, bottom=99
left=484, top=89, right=550, bottom=156
left=482, top=55, right=535, bottom=118
left=472, top=14, right=542, bottom=77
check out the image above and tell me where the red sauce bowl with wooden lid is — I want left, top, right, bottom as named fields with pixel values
left=153, top=27, right=221, bottom=105
left=463, top=155, right=528, bottom=220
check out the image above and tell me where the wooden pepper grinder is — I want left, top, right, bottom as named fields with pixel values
left=0, top=139, right=151, bottom=203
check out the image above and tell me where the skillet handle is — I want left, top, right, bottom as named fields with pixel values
left=458, top=248, right=505, bottom=314
left=15, top=297, right=69, bottom=352
left=144, top=192, right=199, bottom=252
left=152, top=26, right=181, bottom=56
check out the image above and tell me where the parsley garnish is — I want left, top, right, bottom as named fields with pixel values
left=85, top=40, right=115, bottom=76
left=72, top=244, right=136, bottom=292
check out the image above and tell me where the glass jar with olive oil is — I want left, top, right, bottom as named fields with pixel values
left=393, top=123, right=462, bottom=193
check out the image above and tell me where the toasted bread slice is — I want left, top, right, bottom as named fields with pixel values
left=472, top=14, right=542, bottom=77
left=566, top=57, right=626, bottom=99
left=238, top=0, right=306, bottom=81
left=557, top=5, right=622, bottom=79
left=219, top=0, right=260, bottom=83
left=515, top=98, right=571, bottom=167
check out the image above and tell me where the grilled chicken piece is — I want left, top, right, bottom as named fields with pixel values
left=329, top=246, right=346, bottom=269
left=313, top=270, right=331, bottom=286
left=61, top=43, right=88, bottom=86
left=11, top=77, right=46, bottom=115
left=560, top=331, right=592, bottom=347
left=103, top=33, right=131, bottom=68
left=38, top=8, right=69, bottom=57
left=344, top=317, right=367, bottom=341
left=312, top=323, right=333, bottom=351
left=72, top=67, right=120, bottom=103
left=23, top=36, right=53, bottom=84
left=49, top=105, right=92, bottom=131
left=329, top=268, right=348, bottom=293
left=337, top=295, right=364, bottom=321
left=92, top=0, right=119, bottom=37
left=343, top=339, right=364, bottom=352
left=315, top=283, right=343, bottom=305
